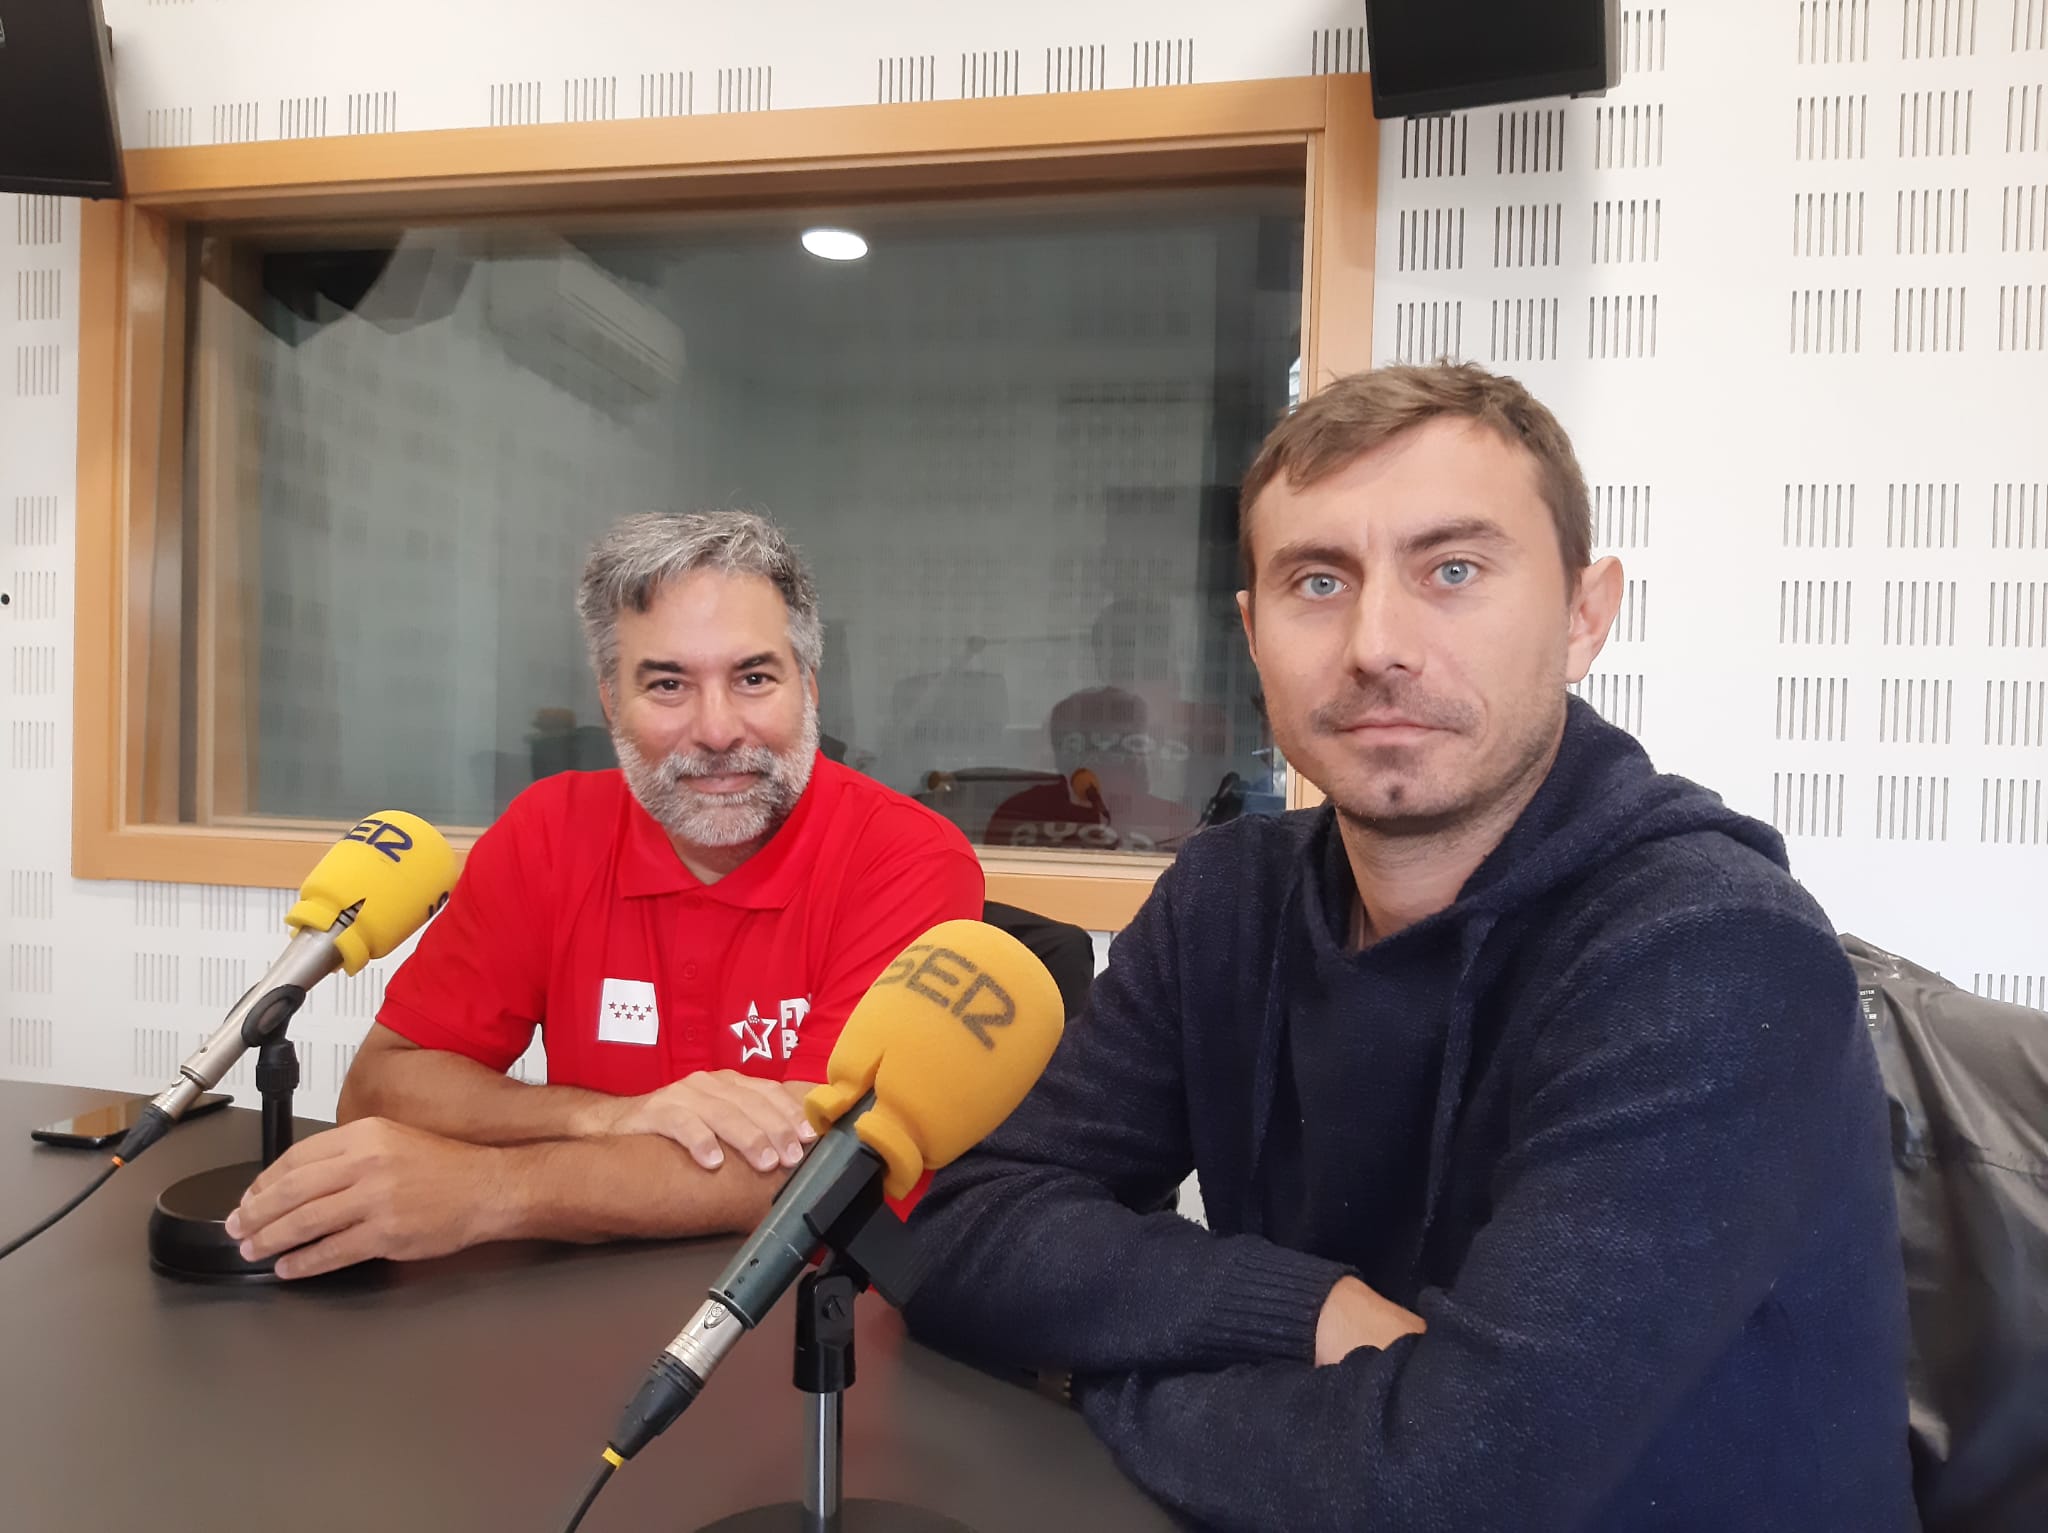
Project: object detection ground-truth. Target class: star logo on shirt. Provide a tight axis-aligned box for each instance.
[730,1001,775,1064]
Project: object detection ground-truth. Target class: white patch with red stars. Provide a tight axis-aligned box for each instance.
[597,977,660,1045]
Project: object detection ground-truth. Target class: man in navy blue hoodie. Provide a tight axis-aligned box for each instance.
[904,364,1916,1531]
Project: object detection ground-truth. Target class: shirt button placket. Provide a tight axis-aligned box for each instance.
[681,959,700,1047]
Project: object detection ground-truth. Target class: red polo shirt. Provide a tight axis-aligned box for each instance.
[378,757,986,1091]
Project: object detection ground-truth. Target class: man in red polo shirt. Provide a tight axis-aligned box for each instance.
[226,511,985,1280]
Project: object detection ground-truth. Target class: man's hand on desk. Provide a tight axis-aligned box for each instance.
[1314,1275,1428,1366]
[570,1070,818,1174]
[225,1076,826,1278]
[225,1118,510,1280]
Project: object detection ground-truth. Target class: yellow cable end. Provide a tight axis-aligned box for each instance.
[601,1447,624,1470]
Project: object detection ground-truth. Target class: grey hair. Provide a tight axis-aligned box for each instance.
[576,510,824,687]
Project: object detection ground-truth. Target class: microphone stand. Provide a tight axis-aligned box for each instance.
[798,1257,857,1532]
[697,1250,972,1533]
[255,1036,299,1165]
[146,1000,308,1283]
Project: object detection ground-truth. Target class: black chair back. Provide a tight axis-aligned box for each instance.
[981,902,1096,1021]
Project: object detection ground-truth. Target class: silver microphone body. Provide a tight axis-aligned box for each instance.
[660,1298,749,1385]
[147,919,350,1122]
[604,1097,888,1460]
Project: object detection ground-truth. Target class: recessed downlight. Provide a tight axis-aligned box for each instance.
[801,228,869,261]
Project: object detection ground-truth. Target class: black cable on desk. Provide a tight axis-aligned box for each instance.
[558,1452,619,1533]
[0,1157,123,1264]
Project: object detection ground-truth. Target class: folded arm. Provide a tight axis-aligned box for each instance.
[229,1113,792,1279]
[341,1023,818,1171]
[1041,915,1879,1530]
[338,1023,618,1142]
[248,1028,823,1280]
[906,863,1353,1378]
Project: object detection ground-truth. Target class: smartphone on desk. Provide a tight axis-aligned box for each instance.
[30,1093,233,1149]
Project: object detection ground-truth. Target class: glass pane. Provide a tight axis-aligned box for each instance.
[174,187,1303,858]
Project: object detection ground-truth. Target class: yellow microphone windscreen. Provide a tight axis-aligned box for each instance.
[286,812,457,974]
[806,919,1067,1200]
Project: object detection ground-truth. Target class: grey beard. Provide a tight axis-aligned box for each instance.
[614,699,820,850]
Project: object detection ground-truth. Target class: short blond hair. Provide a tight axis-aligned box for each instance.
[1239,363,1593,585]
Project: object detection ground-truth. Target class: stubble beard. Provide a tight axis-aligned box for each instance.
[1296,676,1562,844]
[614,697,822,850]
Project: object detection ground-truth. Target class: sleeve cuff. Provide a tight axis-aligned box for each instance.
[1202,1238,1350,1365]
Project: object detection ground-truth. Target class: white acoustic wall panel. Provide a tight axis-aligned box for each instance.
[4,2,2043,1124]
[4,190,84,1095]
[1373,0,2048,989]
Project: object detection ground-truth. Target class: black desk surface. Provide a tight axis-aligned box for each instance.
[0,1081,1173,1533]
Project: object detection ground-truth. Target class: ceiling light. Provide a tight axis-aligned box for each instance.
[801,228,869,262]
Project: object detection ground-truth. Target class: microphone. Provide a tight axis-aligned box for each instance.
[601,919,1066,1464]
[114,812,455,1166]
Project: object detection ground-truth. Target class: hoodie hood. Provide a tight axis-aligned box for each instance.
[1454,696,1786,920]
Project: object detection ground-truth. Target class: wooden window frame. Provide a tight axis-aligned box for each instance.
[74,76,1377,931]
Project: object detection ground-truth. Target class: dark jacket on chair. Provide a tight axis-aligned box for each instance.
[907,700,1917,1532]
[1849,935,2048,1533]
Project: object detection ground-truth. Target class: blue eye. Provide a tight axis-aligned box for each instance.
[1438,561,1476,587]
[1300,573,1344,599]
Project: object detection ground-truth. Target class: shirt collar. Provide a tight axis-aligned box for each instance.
[617,754,838,908]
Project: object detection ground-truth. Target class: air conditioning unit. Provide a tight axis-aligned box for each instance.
[483,239,684,410]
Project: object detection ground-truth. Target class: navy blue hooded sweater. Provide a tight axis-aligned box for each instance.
[905,699,1916,1532]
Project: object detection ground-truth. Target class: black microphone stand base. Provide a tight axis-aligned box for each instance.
[697,1501,973,1533]
[146,1160,279,1284]
[147,1034,301,1284]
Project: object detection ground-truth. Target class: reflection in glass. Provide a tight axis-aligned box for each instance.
[173,189,1304,858]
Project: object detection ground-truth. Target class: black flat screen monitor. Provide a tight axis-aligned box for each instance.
[1364,0,1619,120]
[0,0,126,198]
